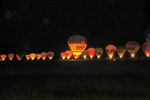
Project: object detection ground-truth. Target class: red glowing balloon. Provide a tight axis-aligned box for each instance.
[117,46,126,58]
[16,54,22,61]
[61,52,66,60]
[25,54,30,61]
[87,48,95,59]
[68,35,87,59]
[36,54,41,60]
[30,53,36,61]
[41,52,47,60]
[65,50,72,60]
[105,44,117,59]
[0,54,7,61]
[142,42,150,57]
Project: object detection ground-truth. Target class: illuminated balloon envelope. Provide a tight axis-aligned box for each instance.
[65,50,72,60]
[61,52,66,60]
[117,46,126,59]
[25,54,30,61]
[16,54,22,61]
[41,52,47,60]
[36,54,41,60]
[87,48,95,59]
[142,42,150,57]
[47,51,54,60]
[82,50,88,60]
[0,54,7,61]
[125,41,140,58]
[30,53,36,61]
[68,35,87,59]
[95,48,103,59]
[105,44,117,59]
[8,53,14,61]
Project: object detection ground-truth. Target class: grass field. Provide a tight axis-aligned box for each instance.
[0,60,150,100]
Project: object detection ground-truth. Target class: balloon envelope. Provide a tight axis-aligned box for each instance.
[41,52,47,60]
[16,54,22,61]
[105,44,117,59]
[47,51,54,60]
[25,54,30,60]
[87,48,95,59]
[30,53,36,60]
[0,54,7,61]
[8,53,14,61]
[61,52,66,60]
[36,54,41,60]
[82,50,88,60]
[68,35,87,59]
[95,48,103,59]
[65,50,72,60]
[142,42,150,57]
[117,46,126,58]
[125,41,140,58]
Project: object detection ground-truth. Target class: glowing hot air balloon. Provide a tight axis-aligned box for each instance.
[47,51,54,60]
[68,35,87,59]
[95,48,103,59]
[16,54,22,61]
[25,54,30,61]
[142,42,150,58]
[82,50,88,60]
[125,41,140,58]
[117,46,126,59]
[87,48,95,59]
[61,52,66,60]
[105,44,117,59]
[8,53,14,61]
[0,54,7,61]
[41,52,47,60]
[36,54,41,60]
[65,50,72,60]
[30,53,36,61]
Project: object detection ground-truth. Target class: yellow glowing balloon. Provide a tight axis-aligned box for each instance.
[82,50,88,60]
[87,48,95,59]
[41,52,47,60]
[125,41,140,58]
[65,50,73,60]
[47,51,54,60]
[117,46,126,59]
[95,48,103,59]
[68,35,87,59]
[0,54,7,61]
[25,54,30,61]
[30,53,36,61]
[36,54,41,60]
[105,44,117,59]
[8,53,14,61]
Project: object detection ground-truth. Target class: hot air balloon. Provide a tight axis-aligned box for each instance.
[142,42,150,57]
[65,50,72,60]
[68,35,87,59]
[105,44,117,59]
[8,53,14,61]
[41,52,47,60]
[0,54,7,61]
[82,50,88,60]
[25,54,30,61]
[36,54,41,60]
[125,41,140,58]
[47,51,54,60]
[61,52,66,60]
[117,46,126,59]
[16,54,22,61]
[95,48,103,59]
[87,48,95,59]
[30,53,36,61]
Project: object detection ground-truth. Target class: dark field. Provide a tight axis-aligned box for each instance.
[0,59,150,100]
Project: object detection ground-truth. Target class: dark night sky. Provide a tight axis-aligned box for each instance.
[1,0,146,53]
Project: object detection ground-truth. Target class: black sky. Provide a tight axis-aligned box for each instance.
[1,0,146,53]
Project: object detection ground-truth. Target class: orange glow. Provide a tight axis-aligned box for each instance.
[36,54,41,60]
[65,50,72,60]
[142,42,150,58]
[96,48,103,59]
[8,53,14,61]
[87,48,95,59]
[117,47,126,59]
[16,54,21,61]
[68,35,87,59]
[61,52,66,60]
[30,53,36,61]
[47,51,54,60]
[25,55,30,61]
[82,51,87,60]
[146,52,150,57]
[130,53,135,58]
[0,54,7,61]
[41,52,47,60]
[105,44,117,59]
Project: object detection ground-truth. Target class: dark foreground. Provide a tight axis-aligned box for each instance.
[0,59,150,100]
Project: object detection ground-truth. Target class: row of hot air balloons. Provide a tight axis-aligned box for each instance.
[0,51,54,61]
[60,35,150,60]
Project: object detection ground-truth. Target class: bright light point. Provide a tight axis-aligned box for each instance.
[89,55,93,59]
[83,55,87,60]
[131,53,135,58]
[97,55,101,59]
[146,53,150,57]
